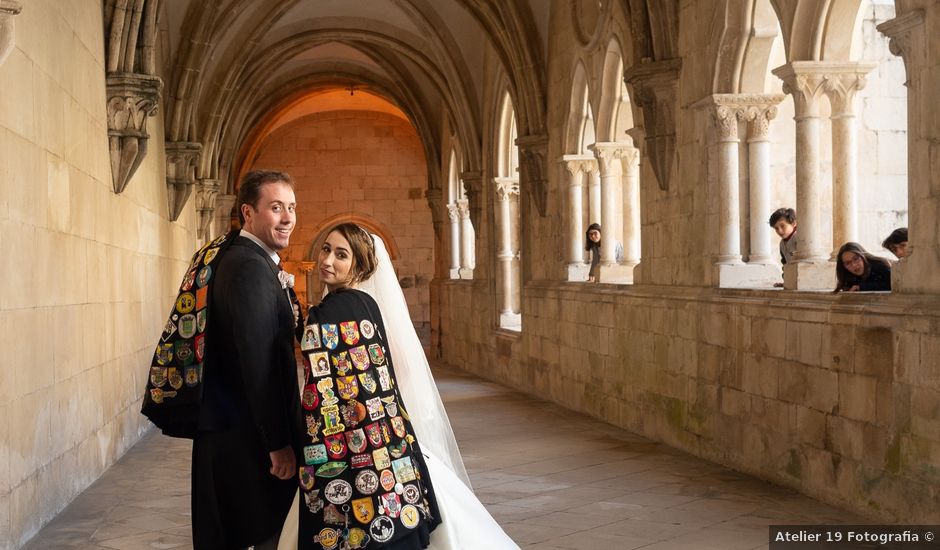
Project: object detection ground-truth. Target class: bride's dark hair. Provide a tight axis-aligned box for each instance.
[328,223,378,284]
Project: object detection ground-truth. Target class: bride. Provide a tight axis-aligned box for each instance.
[279,224,519,549]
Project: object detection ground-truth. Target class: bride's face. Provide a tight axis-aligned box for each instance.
[319,231,355,291]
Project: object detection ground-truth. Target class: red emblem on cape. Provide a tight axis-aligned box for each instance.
[340,321,359,345]
[325,434,348,459]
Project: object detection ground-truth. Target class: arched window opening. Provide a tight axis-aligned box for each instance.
[446,149,475,279]
[494,92,522,331]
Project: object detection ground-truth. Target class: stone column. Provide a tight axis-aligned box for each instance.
[560,155,591,281]
[587,166,601,227]
[744,102,782,264]
[495,178,520,327]
[695,94,785,287]
[773,63,835,290]
[165,141,202,222]
[590,143,627,265]
[621,146,641,268]
[447,203,460,279]
[457,199,474,278]
[824,65,876,260]
[879,10,933,294]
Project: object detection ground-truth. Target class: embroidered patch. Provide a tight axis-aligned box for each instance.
[369,516,395,543]
[400,504,420,529]
[324,434,347,460]
[309,351,330,377]
[379,469,396,492]
[358,372,378,394]
[360,320,375,340]
[322,324,339,349]
[349,345,370,371]
[331,351,352,375]
[324,479,353,505]
[355,469,379,495]
[345,428,368,453]
[352,496,375,524]
[340,321,360,345]
[378,492,402,518]
[392,457,416,483]
[304,444,328,465]
[301,324,321,351]
[315,461,348,478]
[376,366,392,391]
[367,343,386,365]
[372,447,391,470]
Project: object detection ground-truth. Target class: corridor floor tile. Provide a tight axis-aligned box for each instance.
[23,365,866,549]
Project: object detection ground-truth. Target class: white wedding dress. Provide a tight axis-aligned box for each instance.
[278,235,518,550]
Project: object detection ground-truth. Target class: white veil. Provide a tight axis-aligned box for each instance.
[358,234,472,488]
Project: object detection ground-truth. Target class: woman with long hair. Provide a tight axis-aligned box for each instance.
[834,242,892,292]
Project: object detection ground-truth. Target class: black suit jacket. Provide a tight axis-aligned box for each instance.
[192,236,300,549]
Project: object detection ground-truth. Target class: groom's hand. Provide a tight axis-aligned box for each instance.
[269,446,296,480]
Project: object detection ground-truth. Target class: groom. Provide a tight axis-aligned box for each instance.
[192,170,301,549]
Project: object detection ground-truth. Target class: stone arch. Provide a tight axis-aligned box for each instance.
[564,62,592,155]
[710,0,782,93]
[770,0,866,62]
[596,37,635,142]
[495,91,519,179]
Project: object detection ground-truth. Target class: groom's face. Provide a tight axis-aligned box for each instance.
[242,181,296,251]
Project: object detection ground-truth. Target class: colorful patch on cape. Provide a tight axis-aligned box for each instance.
[345,428,368,453]
[300,324,321,351]
[367,343,386,365]
[340,321,359,345]
[331,351,352,375]
[349,345,370,371]
[324,433,347,460]
[322,324,339,349]
[352,496,375,524]
[337,375,359,400]
[358,372,377,394]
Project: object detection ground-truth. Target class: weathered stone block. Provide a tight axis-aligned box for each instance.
[826,415,865,461]
[797,406,827,449]
[853,327,894,380]
[805,367,839,413]
[839,373,878,423]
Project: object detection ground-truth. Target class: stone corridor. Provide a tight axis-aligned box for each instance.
[22,365,866,550]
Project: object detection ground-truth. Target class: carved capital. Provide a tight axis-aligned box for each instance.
[624,59,681,191]
[459,171,483,229]
[195,179,221,240]
[589,142,632,174]
[620,146,640,172]
[165,141,202,222]
[559,154,594,179]
[455,199,470,221]
[425,187,446,228]
[773,62,874,118]
[0,0,22,68]
[694,94,785,142]
[878,10,926,86]
[298,261,317,275]
[447,203,460,223]
[106,73,163,194]
[494,177,520,201]
[516,134,550,216]
[822,64,877,116]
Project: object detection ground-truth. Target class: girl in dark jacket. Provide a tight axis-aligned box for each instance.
[834,242,892,292]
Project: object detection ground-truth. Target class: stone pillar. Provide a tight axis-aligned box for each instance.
[495,178,521,328]
[590,143,627,265]
[447,203,460,279]
[457,199,474,278]
[0,1,22,67]
[695,94,786,287]
[744,100,783,264]
[621,147,641,268]
[214,193,236,237]
[587,166,601,227]
[560,155,591,281]
[879,10,934,294]
[773,63,835,290]
[824,65,876,260]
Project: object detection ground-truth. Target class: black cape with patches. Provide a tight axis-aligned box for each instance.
[296,288,441,550]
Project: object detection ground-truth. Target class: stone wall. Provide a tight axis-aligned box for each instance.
[251,110,434,344]
[436,281,940,522]
[0,3,197,548]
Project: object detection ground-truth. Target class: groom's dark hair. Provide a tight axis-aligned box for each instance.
[236,170,294,225]
[328,223,378,284]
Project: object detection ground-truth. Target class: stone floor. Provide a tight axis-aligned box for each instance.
[22,365,866,550]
